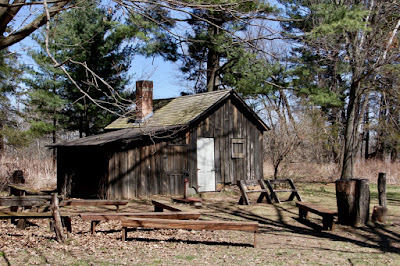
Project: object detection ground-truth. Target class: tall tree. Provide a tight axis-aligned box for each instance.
[0,50,27,156]
[180,1,276,92]
[279,0,400,179]
[27,2,133,137]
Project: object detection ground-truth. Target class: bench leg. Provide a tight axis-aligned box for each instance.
[91,221,100,234]
[16,219,27,229]
[299,208,308,220]
[322,216,335,230]
[253,231,257,248]
[122,227,127,241]
[238,196,244,205]
[257,192,272,204]
[154,206,163,212]
[62,217,72,238]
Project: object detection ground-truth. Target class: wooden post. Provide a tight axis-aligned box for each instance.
[51,193,65,243]
[372,173,388,224]
[183,178,189,199]
[378,172,387,208]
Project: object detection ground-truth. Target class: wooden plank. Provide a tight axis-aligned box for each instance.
[127,149,134,198]
[296,202,337,216]
[268,179,291,184]
[60,199,128,207]
[8,184,47,196]
[139,146,146,196]
[0,211,70,218]
[0,196,60,207]
[79,212,201,221]
[151,200,182,212]
[115,152,121,199]
[134,147,140,197]
[122,217,258,232]
[296,202,336,230]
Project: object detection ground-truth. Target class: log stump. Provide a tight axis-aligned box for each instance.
[335,179,370,227]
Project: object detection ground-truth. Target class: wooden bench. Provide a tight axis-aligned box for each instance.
[0,195,65,228]
[151,200,183,212]
[237,180,272,205]
[80,212,201,234]
[121,217,259,247]
[296,202,336,230]
[0,195,63,208]
[264,179,302,203]
[60,199,128,211]
[8,184,56,196]
[0,211,72,234]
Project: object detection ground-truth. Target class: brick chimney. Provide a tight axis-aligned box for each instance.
[136,80,153,121]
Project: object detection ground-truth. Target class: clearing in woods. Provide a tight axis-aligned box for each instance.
[0,183,399,265]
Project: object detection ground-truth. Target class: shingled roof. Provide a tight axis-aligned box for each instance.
[52,90,268,147]
[105,90,231,129]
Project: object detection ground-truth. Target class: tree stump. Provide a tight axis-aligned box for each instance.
[335,179,370,227]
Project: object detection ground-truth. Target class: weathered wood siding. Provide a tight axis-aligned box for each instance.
[57,96,264,199]
[187,97,263,190]
[105,138,187,199]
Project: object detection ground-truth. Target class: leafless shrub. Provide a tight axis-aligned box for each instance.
[0,138,56,190]
[263,159,399,185]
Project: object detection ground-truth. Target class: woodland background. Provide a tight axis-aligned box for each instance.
[1,0,399,190]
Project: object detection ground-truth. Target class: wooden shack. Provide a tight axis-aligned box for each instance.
[53,82,269,199]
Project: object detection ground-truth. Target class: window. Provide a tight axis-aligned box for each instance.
[232,138,246,158]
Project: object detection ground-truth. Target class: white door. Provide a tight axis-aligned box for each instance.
[197,138,216,192]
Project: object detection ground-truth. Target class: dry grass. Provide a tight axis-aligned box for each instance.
[0,144,56,191]
[264,159,400,185]
[0,183,399,265]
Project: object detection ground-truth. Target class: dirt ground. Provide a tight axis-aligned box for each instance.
[1,183,399,265]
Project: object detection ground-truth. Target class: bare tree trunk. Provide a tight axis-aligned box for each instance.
[206,24,220,92]
[341,82,361,179]
[0,124,3,160]
[52,86,57,166]
[364,105,370,159]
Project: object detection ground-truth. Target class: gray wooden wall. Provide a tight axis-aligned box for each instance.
[57,97,264,199]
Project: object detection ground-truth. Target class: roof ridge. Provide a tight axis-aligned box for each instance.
[173,89,230,99]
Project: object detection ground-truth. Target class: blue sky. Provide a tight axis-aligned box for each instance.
[8,0,282,101]
[129,55,185,99]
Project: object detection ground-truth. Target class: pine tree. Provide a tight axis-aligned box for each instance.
[26,2,133,137]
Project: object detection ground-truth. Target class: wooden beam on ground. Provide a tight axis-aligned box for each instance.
[79,212,200,221]
[121,217,258,247]
[0,211,69,218]
[80,212,201,234]
[60,199,128,211]
[151,200,183,212]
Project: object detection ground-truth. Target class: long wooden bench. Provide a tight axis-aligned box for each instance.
[0,211,72,233]
[121,217,259,247]
[0,195,63,208]
[296,202,336,230]
[0,195,65,229]
[60,199,128,211]
[80,212,201,234]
